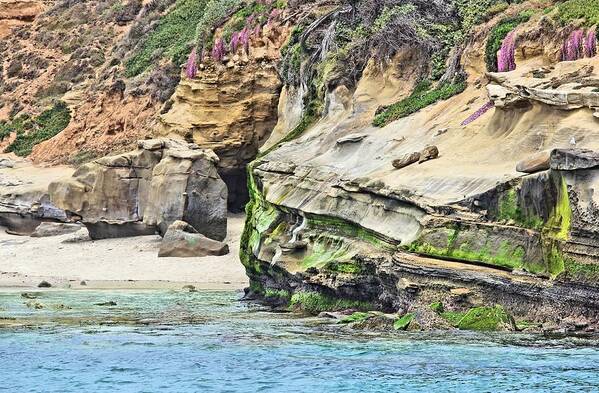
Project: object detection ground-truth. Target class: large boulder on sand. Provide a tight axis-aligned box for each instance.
[143,149,227,240]
[49,139,228,240]
[158,220,229,258]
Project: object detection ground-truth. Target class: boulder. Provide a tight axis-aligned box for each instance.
[419,145,439,163]
[31,222,83,237]
[550,148,599,171]
[392,152,420,170]
[143,148,227,241]
[0,158,15,168]
[158,221,229,258]
[49,139,228,240]
[336,134,367,145]
[516,151,551,173]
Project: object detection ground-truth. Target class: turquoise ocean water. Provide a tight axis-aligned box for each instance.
[1,290,598,392]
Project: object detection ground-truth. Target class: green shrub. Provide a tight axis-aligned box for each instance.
[195,0,241,50]
[125,0,208,77]
[6,102,71,157]
[454,0,506,31]
[373,79,466,127]
[556,0,599,26]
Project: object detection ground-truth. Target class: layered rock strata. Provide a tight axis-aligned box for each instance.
[241,55,599,332]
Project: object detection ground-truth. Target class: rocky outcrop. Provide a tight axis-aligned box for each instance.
[157,20,289,211]
[241,38,599,330]
[30,222,82,237]
[49,139,227,240]
[158,220,229,258]
[0,158,71,234]
[158,62,282,211]
[0,0,45,39]
[142,146,228,239]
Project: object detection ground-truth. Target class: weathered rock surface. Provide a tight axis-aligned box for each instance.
[143,148,227,240]
[49,139,227,240]
[242,50,599,331]
[392,152,420,169]
[516,151,550,173]
[31,222,82,237]
[158,63,281,211]
[0,160,71,234]
[158,220,229,258]
[157,22,289,211]
[550,148,599,171]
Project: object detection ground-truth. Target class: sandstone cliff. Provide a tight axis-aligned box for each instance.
[240,0,599,332]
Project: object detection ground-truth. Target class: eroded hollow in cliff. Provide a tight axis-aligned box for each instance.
[157,60,284,212]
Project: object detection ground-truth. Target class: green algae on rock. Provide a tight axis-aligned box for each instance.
[393,313,415,331]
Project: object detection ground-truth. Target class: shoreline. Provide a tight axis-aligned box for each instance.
[0,214,249,291]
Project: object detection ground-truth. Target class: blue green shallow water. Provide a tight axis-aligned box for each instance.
[1,290,599,392]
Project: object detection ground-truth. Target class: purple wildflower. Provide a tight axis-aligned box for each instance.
[211,38,226,62]
[185,47,197,79]
[230,31,240,53]
[561,29,584,61]
[584,29,597,58]
[267,8,281,25]
[497,31,516,72]
[253,24,261,37]
[240,27,250,54]
[461,101,494,126]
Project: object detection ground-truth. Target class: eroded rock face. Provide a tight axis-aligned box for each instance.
[143,149,227,240]
[158,220,229,258]
[0,159,71,234]
[30,222,82,237]
[241,49,599,331]
[49,139,227,240]
[158,62,282,211]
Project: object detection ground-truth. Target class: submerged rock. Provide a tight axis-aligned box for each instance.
[37,281,52,288]
[158,221,229,258]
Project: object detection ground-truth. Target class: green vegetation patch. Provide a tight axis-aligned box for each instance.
[373,79,466,127]
[301,237,352,269]
[440,310,467,326]
[393,313,415,330]
[455,306,513,331]
[4,102,71,157]
[406,227,526,271]
[125,0,208,77]
[545,177,571,242]
[485,12,533,72]
[497,188,543,230]
[264,288,290,300]
[429,302,444,313]
[324,261,363,275]
[339,312,372,324]
[289,291,371,315]
[306,214,397,250]
[556,0,599,26]
[437,305,512,331]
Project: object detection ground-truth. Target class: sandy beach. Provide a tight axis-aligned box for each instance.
[0,214,249,291]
